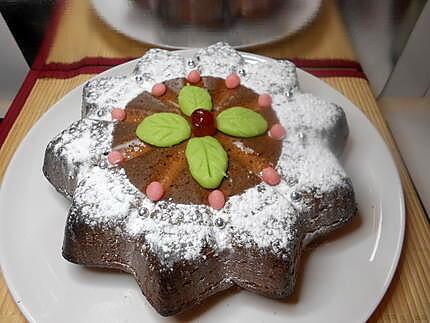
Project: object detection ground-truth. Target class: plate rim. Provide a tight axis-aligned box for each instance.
[0,51,405,323]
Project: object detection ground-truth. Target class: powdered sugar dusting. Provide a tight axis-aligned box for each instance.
[45,43,355,267]
[83,50,187,122]
[49,119,113,176]
[274,92,345,137]
[219,183,299,249]
[112,138,145,151]
[134,49,186,83]
[232,140,255,154]
[194,42,245,77]
[72,167,137,226]
[127,203,212,262]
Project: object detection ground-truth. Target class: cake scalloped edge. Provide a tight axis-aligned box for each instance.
[43,42,357,316]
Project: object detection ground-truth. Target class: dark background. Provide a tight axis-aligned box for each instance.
[0,0,55,65]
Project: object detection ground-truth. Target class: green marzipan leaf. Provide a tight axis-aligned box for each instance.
[136,112,191,147]
[178,85,212,116]
[185,136,228,189]
[216,106,268,138]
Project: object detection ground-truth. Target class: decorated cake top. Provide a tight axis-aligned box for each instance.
[44,43,355,267]
[134,81,270,189]
[108,74,283,208]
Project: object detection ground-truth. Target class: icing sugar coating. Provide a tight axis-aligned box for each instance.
[43,119,113,198]
[44,42,355,268]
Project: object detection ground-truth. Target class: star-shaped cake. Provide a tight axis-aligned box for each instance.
[43,43,356,316]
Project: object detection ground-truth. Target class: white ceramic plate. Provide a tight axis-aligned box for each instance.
[0,52,404,323]
[91,0,321,49]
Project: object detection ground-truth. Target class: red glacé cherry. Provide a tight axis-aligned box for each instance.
[191,109,216,137]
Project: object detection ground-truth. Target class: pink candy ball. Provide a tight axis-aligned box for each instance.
[111,108,126,121]
[208,190,225,209]
[146,181,164,201]
[269,123,286,140]
[107,150,124,165]
[258,94,272,108]
[261,167,281,186]
[225,73,240,89]
[187,70,201,83]
[151,83,167,97]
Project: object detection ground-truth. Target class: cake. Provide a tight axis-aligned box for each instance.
[43,43,357,316]
[135,0,282,26]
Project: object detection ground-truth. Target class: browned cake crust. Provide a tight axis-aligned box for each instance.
[43,44,357,317]
[63,184,354,316]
